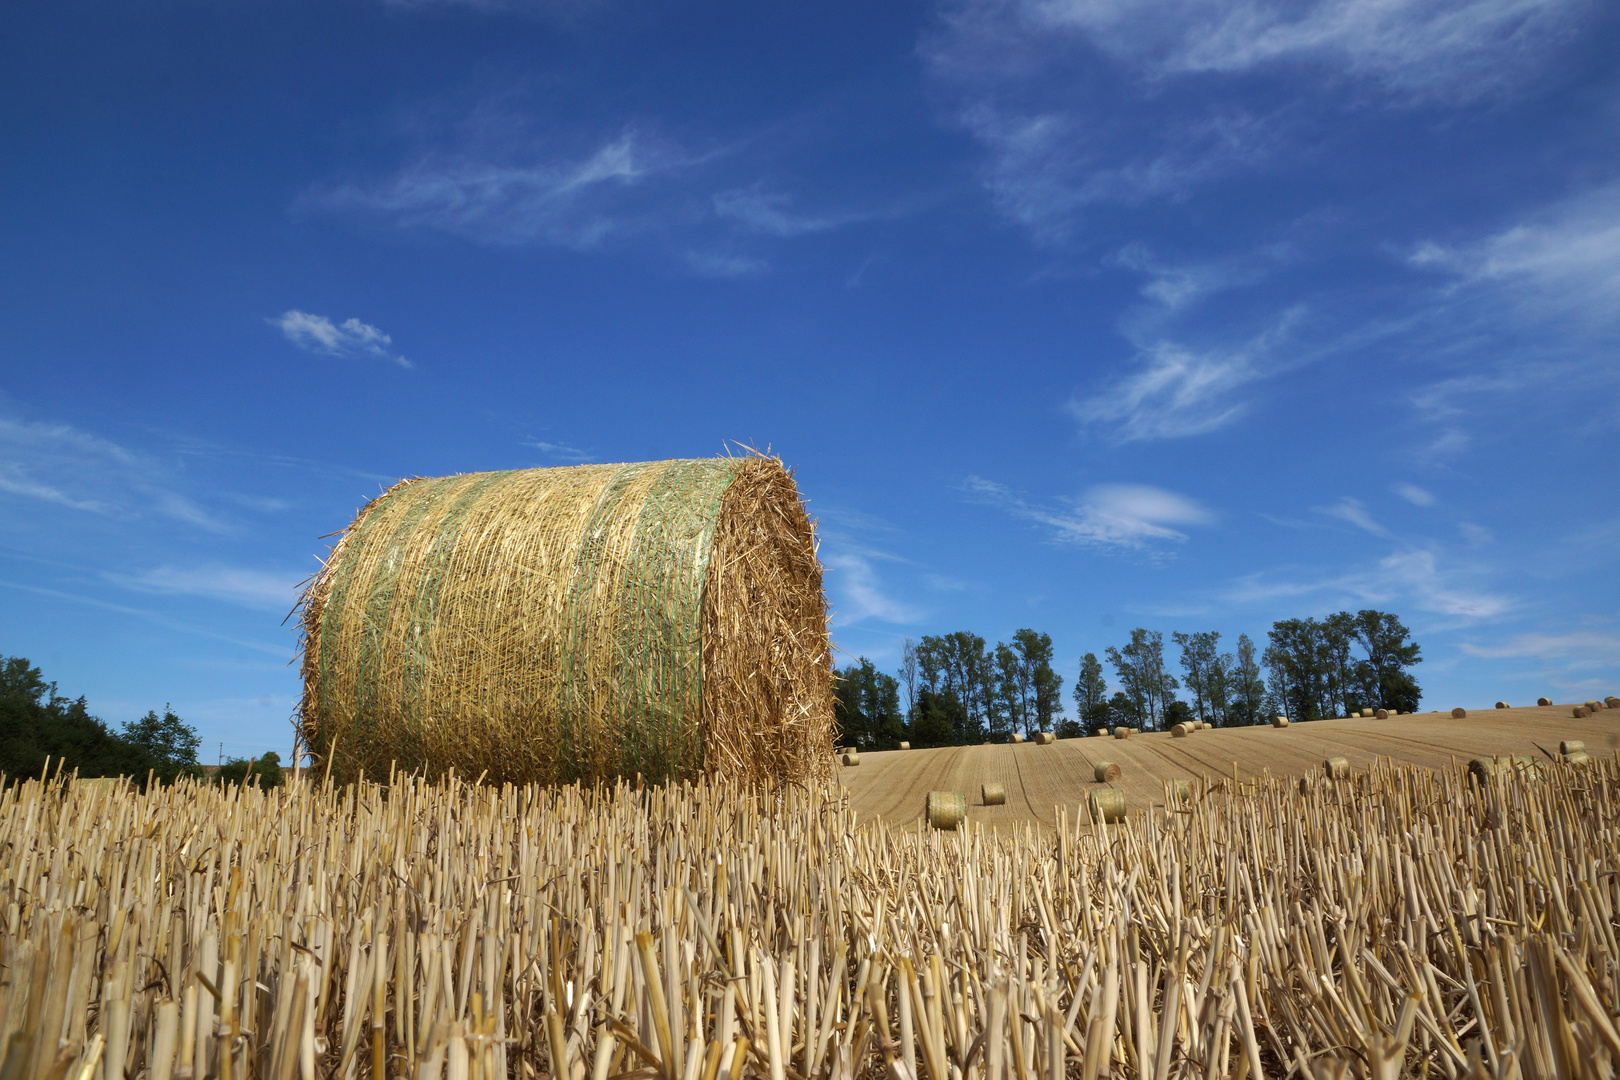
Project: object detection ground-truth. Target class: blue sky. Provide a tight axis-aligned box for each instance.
[2,0,1616,760]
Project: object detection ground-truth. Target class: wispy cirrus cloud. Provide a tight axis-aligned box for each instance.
[1460,631,1620,665]
[1224,546,1511,618]
[523,439,594,462]
[1393,482,1435,506]
[273,311,412,369]
[0,414,234,534]
[967,477,1213,550]
[1316,497,1391,538]
[104,565,305,612]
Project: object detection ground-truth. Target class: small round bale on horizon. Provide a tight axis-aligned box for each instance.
[1272,715,1290,728]
[1010,733,1026,744]
[1113,726,1133,739]
[1094,761,1122,782]
[1171,723,1189,738]
[1495,701,1509,709]
[1375,708,1389,719]
[1606,696,1620,708]
[1094,728,1108,738]
[898,741,910,751]
[1538,696,1553,706]
[1585,700,1604,712]
[1575,706,1589,718]
[841,751,860,767]
[1451,707,1467,719]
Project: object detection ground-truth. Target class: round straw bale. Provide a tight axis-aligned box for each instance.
[898,741,910,751]
[1039,731,1056,744]
[1468,757,1498,785]
[1606,696,1620,708]
[1010,733,1026,744]
[1358,708,1372,717]
[1575,706,1589,718]
[1495,701,1509,709]
[1171,723,1189,738]
[1537,697,1552,706]
[841,752,859,767]
[1563,750,1591,766]
[1094,761,1121,783]
[927,791,966,830]
[1560,739,1585,756]
[296,456,834,787]
[1094,728,1108,738]
[1113,726,1133,739]
[1272,715,1290,728]
[1324,756,1351,780]
[1088,789,1126,824]
[981,781,1006,806]
[1375,708,1388,719]
[1585,700,1604,712]
[1451,707,1467,719]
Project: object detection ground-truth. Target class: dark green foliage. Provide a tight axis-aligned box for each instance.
[0,655,201,784]
[215,752,284,790]
[1105,629,1179,731]
[1172,631,1221,726]
[834,658,905,751]
[910,688,966,748]
[1164,700,1194,727]
[1071,653,1110,727]
[1263,610,1422,721]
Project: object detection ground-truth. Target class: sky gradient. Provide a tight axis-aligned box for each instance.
[2,0,1617,761]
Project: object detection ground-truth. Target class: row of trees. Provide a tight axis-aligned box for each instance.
[0,655,282,787]
[835,610,1422,749]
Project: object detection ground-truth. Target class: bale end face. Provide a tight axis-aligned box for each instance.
[1088,789,1126,824]
[1537,696,1553,706]
[840,752,859,767]
[927,791,966,830]
[1495,701,1509,709]
[1451,707,1467,719]
[1324,756,1351,780]
[1094,761,1121,783]
[1093,728,1109,738]
[1375,708,1389,719]
[1035,731,1055,745]
[981,781,1006,806]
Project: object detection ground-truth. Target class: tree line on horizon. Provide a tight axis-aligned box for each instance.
[834,609,1423,750]
[0,655,282,787]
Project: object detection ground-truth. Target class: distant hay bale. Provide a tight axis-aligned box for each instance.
[1606,696,1620,709]
[1360,708,1374,717]
[898,741,910,751]
[1272,715,1290,728]
[1563,750,1591,766]
[1039,731,1056,744]
[1093,728,1108,738]
[1560,739,1584,756]
[1113,726,1133,739]
[1375,708,1389,719]
[296,456,834,787]
[1575,707,1589,718]
[1468,757,1498,785]
[1171,723,1189,738]
[1094,761,1121,783]
[927,791,966,830]
[1088,789,1126,824]
[1495,701,1509,709]
[841,751,859,767]
[1324,756,1351,781]
[1451,707,1467,719]
[1585,700,1604,713]
[1538,697,1553,706]
[1010,733,1026,744]
[981,781,1006,806]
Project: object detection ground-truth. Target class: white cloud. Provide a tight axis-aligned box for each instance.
[1408,183,1620,332]
[305,132,680,251]
[1393,482,1435,506]
[0,415,233,533]
[1069,309,1300,441]
[711,185,859,238]
[1458,521,1492,546]
[273,311,412,369]
[822,551,924,625]
[523,439,594,462]
[1224,546,1510,618]
[1317,497,1391,538]
[968,476,1213,549]
[1459,631,1620,665]
[107,565,305,612]
[1023,0,1585,96]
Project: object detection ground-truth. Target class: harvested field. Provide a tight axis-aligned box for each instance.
[5,750,1620,1080]
[838,702,1620,827]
